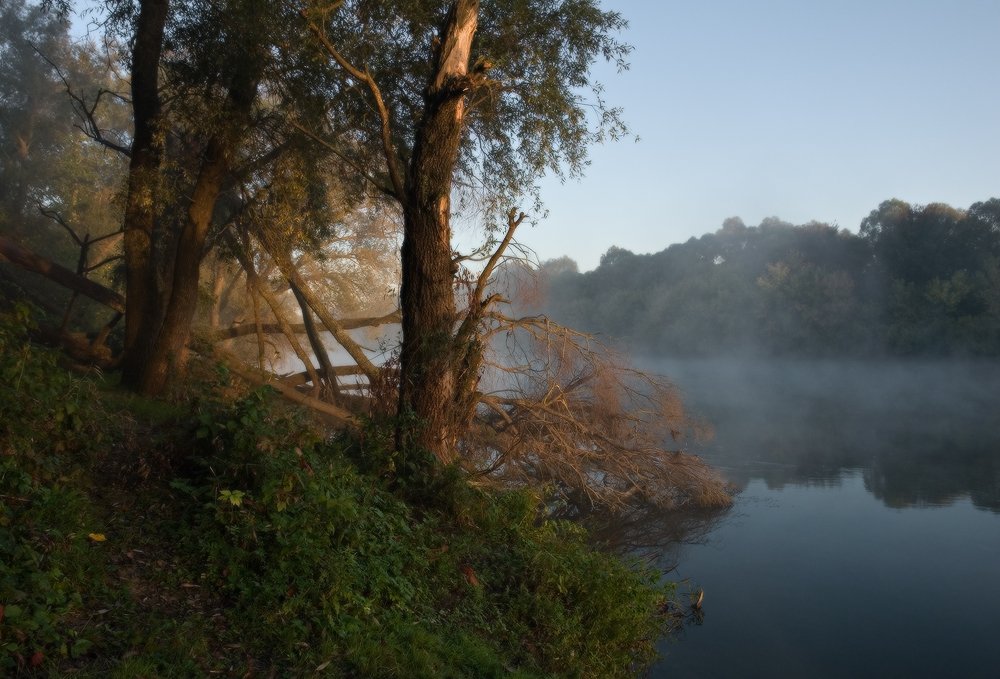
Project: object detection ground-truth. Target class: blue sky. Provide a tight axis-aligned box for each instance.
[70,1,998,273]
[476,0,1000,271]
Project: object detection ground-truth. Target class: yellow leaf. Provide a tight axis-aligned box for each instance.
[88,533,107,542]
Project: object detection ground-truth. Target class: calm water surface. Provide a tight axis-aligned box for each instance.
[640,359,1000,678]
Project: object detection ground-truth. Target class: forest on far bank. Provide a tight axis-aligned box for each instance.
[540,198,1000,357]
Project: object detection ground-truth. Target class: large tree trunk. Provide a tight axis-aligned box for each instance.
[137,137,229,393]
[126,55,259,394]
[120,0,170,389]
[396,0,479,463]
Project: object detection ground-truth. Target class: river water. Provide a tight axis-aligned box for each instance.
[639,358,1000,678]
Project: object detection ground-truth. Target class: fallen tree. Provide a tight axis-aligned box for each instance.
[468,319,731,512]
[210,311,400,341]
[0,235,124,313]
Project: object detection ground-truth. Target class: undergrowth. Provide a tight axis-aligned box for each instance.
[0,305,674,677]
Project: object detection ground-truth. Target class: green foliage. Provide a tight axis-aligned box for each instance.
[0,471,101,672]
[307,0,631,221]
[428,493,670,677]
[0,309,674,675]
[545,198,1000,357]
[0,304,99,478]
[0,305,106,672]
[171,390,670,676]
[0,0,127,274]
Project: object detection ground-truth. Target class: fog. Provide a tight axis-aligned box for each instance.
[639,357,1000,678]
[636,357,1000,513]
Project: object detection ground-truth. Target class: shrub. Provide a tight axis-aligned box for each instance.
[174,389,671,676]
[0,312,676,676]
[0,305,106,672]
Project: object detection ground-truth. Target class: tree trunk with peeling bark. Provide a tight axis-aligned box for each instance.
[396,0,480,463]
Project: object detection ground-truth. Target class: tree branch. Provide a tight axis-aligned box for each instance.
[32,46,132,158]
[211,310,400,341]
[85,254,123,273]
[289,119,397,198]
[38,206,83,246]
[224,230,324,392]
[302,15,406,199]
[221,352,358,428]
[0,235,125,313]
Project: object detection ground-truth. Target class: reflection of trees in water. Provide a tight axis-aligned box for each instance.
[660,360,1000,514]
[702,406,1000,513]
[573,501,735,566]
[863,432,1000,513]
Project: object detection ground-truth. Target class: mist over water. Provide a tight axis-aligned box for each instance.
[642,357,1000,511]
[632,357,1000,677]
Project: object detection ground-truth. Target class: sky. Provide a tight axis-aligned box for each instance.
[460,0,1000,271]
[69,1,1000,273]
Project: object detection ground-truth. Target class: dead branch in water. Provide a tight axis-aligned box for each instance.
[464,318,732,512]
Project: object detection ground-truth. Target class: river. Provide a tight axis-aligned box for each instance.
[638,358,1000,678]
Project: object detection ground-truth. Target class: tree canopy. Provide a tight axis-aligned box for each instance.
[0,0,733,517]
[543,198,1000,357]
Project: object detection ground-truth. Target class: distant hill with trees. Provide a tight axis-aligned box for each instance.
[541,198,1000,357]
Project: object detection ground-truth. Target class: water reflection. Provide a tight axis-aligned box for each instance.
[652,474,1000,679]
[580,503,730,566]
[643,358,1000,513]
[632,358,1000,678]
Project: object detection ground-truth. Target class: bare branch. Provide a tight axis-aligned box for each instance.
[32,45,132,158]
[223,352,358,428]
[224,230,324,392]
[85,254,124,273]
[38,206,83,246]
[256,232,382,381]
[212,310,400,341]
[454,208,524,348]
[461,314,732,514]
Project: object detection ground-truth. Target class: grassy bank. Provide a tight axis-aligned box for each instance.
[0,306,674,677]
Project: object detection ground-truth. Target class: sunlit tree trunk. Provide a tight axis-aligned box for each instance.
[124,32,259,394]
[396,0,479,463]
[291,281,340,399]
[137,137,230,393]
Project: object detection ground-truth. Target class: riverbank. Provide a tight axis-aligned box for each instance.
[0,307,674,677]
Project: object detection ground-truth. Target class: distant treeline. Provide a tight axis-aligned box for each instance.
[541,198,1000,357]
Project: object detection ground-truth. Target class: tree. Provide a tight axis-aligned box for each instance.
[0,0,128,337]
[107,0,351,393]
[0,0,403,400]
[540,256,579,277]
[116,0,298,393]
[0,1,734,515]
[756,254,859,353]
[860,198,1000,353]
[0,0,71,224]
[302,0,631,463]
[116,0,170,389]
